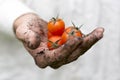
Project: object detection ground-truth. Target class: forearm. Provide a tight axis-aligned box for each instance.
[0,0,35,36]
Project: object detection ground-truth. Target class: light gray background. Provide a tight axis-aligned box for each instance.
[0,0,120,80]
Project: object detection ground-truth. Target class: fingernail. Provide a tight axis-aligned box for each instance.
[95,27,104,39]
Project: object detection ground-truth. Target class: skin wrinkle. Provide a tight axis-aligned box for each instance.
[49,38,83,68]
[34,37,82,68]
[66,28,104,63]
[13,13,104,69]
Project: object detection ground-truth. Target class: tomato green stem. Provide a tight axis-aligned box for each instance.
[71,21,84,30]
[48,39,60,49]
[51,17,56,24]
[71,21,76,28]
[78,24,84,30]
[56,14,59,20]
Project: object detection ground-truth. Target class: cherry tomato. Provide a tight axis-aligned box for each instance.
[47,36,62,50]
[47,31,53,38]
[61,26,82,44]
[48,18,65,36]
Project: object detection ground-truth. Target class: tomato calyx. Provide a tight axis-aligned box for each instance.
[48,39,61,50]
[71,21,83,30]
[51,17,57,24]
[50,15,60,24]
[65,30,79,39]
[48,39,60,47]
[68,30,75,36]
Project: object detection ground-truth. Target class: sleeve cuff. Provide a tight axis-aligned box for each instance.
[0,0,35,36]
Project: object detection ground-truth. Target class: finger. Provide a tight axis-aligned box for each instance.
[24,35,83,69]
[16,25,41,49]
[23,37,83,68]
[66,27,104,63]
[50,27,104,68]
[45,37,83,67]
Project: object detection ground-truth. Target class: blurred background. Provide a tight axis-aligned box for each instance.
[0,0,120,80]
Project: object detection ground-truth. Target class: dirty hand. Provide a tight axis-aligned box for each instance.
[13,13,104,69]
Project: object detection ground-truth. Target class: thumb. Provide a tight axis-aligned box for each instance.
[16,25,41,49]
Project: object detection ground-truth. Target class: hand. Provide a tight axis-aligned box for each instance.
[13,13,104,69]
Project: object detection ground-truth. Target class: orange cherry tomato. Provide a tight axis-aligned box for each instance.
[47,36,62,50]
[61,27,82,44]
[48,18,65,36]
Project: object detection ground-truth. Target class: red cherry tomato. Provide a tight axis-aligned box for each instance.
[47,31,53,38]
[48,18,65,36]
